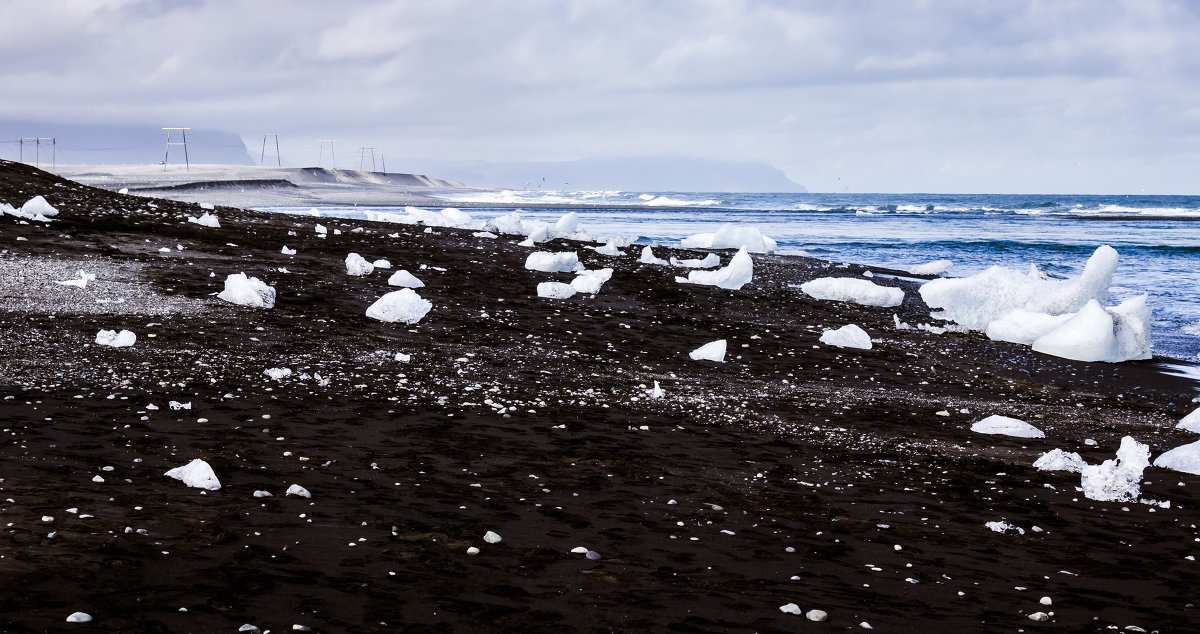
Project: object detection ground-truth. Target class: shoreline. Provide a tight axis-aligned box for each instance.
[3,159,1200,631]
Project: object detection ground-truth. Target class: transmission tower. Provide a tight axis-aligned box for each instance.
[317,139,336,169]
[18,137,55,169]
[162,128,190,171]
[358,147,379,172]
[260,133,281,166]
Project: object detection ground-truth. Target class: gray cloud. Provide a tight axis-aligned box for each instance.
[1,0,1197,192]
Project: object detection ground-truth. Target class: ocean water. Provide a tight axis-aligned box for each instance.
[270,191,1200,361]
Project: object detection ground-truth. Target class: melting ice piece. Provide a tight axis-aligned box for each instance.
[819,324,872,349]
[55,270,96,288]
[1177,407,1200,433]
[1033,448,1086,473]
[483,530,502,544]
[263,368,292,380]
[591,238,625,257]
[345,253,374,276]
[387,270,425,288]
[164,459,221,490]
[670,253,720,269]
[366,289,432,324]
[680,224,777,253]
[21,195,59,218]
[571,268,613,295]
[639,246,669,266]
[800,278,904,307]
[1153,439,1200,475]
[689,339,727,363]
[1030,297,1151,363]
[970,415,1045,439]
[537,282,577,299]
[187,212,220,228]
[281,246,297,255]
[907,259,953,276]
[1080,436,1150,502]
[218,273,276,308]
[677,248,752,290]
[372,259,392,269]
[286,484,311,498]
[95,329,136,348]
[525,251,579,273]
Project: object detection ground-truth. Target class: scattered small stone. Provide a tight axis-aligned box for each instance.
[65,612,92,623]
[806,609,828,622]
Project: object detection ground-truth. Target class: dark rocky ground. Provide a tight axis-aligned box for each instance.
[2,158,1199,633]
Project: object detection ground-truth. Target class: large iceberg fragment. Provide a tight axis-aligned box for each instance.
[366,289,432,324]
[680,224,777,253]
[970,415,1045,439]
[800,278,904,307]
[1030,298,1151,363]
[217,273,276,308]
[1080,436,1150,502]
[676,248,753,290]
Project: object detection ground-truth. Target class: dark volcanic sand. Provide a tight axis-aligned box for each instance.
[2,159,1199,633]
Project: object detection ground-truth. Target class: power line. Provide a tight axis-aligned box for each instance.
[162,128,190,171]
[260,133,281,167]
[317,139,336,169]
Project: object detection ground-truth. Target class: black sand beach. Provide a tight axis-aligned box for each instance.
[2,159,1199,633]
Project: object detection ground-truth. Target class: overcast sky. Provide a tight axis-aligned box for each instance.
[2,0,1198,193]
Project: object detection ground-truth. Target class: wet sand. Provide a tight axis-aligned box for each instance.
[2,159,1199,632]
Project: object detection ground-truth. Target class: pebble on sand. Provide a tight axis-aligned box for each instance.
[286,484,311,498]
[483,530,502,544]
[778,603,802,615]
[1028,612,1050,621]
[66,612,92,623]
[806,609,828,622]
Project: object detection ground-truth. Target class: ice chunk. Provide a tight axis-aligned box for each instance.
[639,246,669,266]
[908,259,953,276]
[670,253,720,269]
[1033,448,1086,473]
[648,381,665,399]
[286,484,311,498]
[164,458,221,490]
[1080,436,1150,502]
[345,252,374,276]
[591,238,625,256]
[372,259,392,269]
[779,603,802,615]
[21,195,58,218]
[366,289,432,324]
[689,339,727,362]
[800,278,904,307]
[263,368,292,380]
[65,612,92,623]
[986,310,1073,345]
[1153,439,1200,475]
[970,414,1045,439]
[441,207,472,226]
[387,270,425,288]
[473,231,498,239]
[555,212,580,234]
[281,246,297,255]
[677,248,752,290]
[56,270,96,288]
[525,251,579,273]
[315,223,328,234]
[919,246,1118,331]
[680,224,777,253]
[187,212,221,228]
[483,530,502,543]
[571,268,613,295]
[537,282,577,299]
[95,329,136,348]
[217,273,276,308]
[1177,407,1200,433]
[1030,297,1151,363]
[819,324,872,349]
[985,520,1024,535]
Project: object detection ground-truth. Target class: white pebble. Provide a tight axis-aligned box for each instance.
[778,603,802,615]
[483,530,502,544]
[571,546,589,554]
[253,490,272,498]
[806,609,828,622]
[285,484,311,498]
[1040,596,1052,606]
[66,612,92,623]
[466,547,480,555]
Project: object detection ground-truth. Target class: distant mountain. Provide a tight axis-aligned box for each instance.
[403,156,806,193]
[0,120,255,166]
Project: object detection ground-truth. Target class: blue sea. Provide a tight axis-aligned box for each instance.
[270,191,1200,362]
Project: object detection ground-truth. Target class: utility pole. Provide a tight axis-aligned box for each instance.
[260,133,281,166]
[162,128,190,171]
[18,137,55,169]
[317,140,336,169]
[358,147,378,171]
